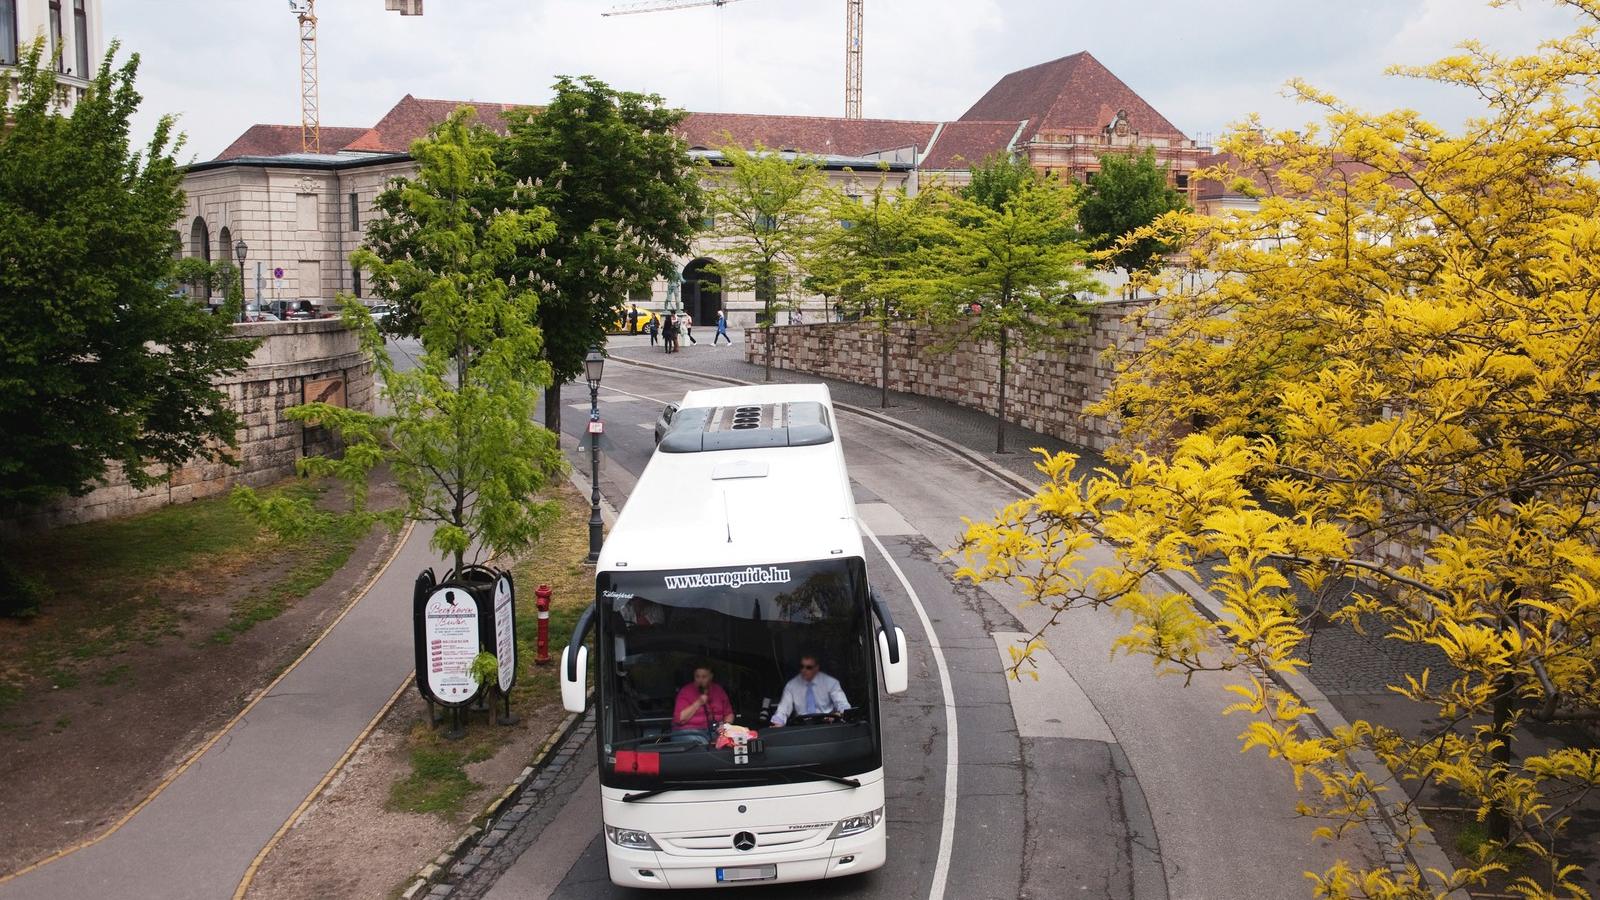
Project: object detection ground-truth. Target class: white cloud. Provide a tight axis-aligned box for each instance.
[104,0,1591,160]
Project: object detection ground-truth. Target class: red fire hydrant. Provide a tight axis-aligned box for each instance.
[535,584,553,666]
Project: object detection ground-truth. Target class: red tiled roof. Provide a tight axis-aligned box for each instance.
[676,112,939,157]
[921,120,1025,170]
[1193,151,1414,202]
[960,51,1186,143]
[214,124,371,160]
[341,95,535,153]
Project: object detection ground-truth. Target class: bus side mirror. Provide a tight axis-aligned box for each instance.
[877,626,908,694]
[560,645,589,712]
[560,601,597,713]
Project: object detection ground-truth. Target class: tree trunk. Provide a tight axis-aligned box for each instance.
[764,299,774,382]
[996,325,1009,454]
[1488,671,1515,841]
[544,383,562,434]
[879,310,889,409]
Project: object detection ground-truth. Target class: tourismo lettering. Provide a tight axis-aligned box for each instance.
[663,566,792,590]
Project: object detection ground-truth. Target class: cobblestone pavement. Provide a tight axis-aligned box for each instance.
[607,334,1446,703]
[437,715,598,899]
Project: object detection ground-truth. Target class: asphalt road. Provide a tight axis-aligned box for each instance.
[391,343,1379,899]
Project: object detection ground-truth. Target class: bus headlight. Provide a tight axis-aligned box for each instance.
[828,807,884,839]
[605,825,661,851]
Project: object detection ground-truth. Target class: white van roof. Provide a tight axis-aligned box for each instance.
[595,383,861,573]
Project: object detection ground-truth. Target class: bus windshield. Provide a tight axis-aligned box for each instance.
[596,558,880,789]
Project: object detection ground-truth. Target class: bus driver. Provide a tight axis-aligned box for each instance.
[770,654,851,726]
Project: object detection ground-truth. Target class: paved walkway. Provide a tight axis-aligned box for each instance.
[0,522,447,900]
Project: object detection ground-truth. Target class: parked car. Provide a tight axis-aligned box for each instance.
[653,402,679,445]
[266,300,317,320]
[368,304,392,325]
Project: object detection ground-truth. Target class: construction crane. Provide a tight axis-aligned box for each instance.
[288,1,425,154]
[603,0,865,119]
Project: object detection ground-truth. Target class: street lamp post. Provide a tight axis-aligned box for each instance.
[233,239,248,322]
[585,346,606,564]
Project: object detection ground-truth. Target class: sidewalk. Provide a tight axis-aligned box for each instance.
[0,522,446,900]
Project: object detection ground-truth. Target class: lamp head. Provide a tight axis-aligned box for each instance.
[584,346,605,387]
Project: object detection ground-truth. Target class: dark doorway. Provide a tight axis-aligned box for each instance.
[681,257,721,325]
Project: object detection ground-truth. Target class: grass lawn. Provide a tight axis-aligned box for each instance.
[387,483,594,819]
[0,479,375,710]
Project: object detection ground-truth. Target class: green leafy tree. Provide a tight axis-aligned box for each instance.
[237,109,565,571]
[909,160,1101,452]
[702,142,831,381]
[808,177,939,407]
[0,40,255,507]
[1077,147,1188,285]
[495,76,702,432]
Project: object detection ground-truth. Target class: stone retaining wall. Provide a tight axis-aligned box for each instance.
[745,299,1155,452]
[7,319,374,531]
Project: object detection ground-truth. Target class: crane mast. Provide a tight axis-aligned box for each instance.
[603,0,863,118]
[290,1,425,155]
[844,0,862,119]
[291,1,320,153]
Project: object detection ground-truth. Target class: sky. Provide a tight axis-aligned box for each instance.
[104,0,1587,161]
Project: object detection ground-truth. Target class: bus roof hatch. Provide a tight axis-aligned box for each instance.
[658,401,834,453]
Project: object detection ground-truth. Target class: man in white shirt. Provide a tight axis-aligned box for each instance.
[770,654,851,726]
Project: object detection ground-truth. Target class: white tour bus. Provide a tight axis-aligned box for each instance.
[560,382,908,890]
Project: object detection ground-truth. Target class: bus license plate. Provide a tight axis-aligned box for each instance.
[717,865,777,883]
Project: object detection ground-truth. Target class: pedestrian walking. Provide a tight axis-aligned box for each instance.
[628,305,641,334]
[663,313,678,353]
[646,315,658,346]
[682,312,696,345]
[713,311,731,346]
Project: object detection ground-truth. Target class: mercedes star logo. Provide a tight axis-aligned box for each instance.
[733,831,757,852]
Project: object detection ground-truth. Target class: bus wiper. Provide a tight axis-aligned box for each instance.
[623,778,767,803]
[715,765,861,789]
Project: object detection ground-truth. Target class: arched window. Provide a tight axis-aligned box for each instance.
[1,0,19,67]
[190,217,211,301]
[73,0,88,78]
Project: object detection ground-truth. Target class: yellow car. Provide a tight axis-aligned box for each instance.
[613,308,659,334]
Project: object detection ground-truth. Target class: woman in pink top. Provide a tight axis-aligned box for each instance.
[673,664,734,732]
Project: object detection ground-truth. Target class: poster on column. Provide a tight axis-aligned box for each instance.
[492,573,516,694]
[422,586,482,705]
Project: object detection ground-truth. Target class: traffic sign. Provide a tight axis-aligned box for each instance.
[273,267,284,280]
[588,420,604,434]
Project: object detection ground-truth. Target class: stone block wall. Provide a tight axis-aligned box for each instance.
[745,299,1155,452]
[7,319,374,531]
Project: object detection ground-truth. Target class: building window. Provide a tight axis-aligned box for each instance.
[1,0,18,67]
[349,192,359,231]
[1175,173,1189,190]
[73,0,87,78]
[352,267,362,299]
[49,0,64,73]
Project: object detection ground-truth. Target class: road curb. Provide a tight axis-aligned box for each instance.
[613,354,1463,892]
[399,707,593,900]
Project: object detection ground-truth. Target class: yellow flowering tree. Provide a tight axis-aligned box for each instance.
[957,3,1600,897]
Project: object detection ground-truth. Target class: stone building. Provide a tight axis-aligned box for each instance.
[184,51,1207,327]
[1,0,103,111]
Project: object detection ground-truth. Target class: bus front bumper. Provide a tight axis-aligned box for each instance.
[606,830,886,890]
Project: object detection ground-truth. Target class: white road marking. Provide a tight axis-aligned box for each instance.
[991,632,1115,742]
[860,522,957,900]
